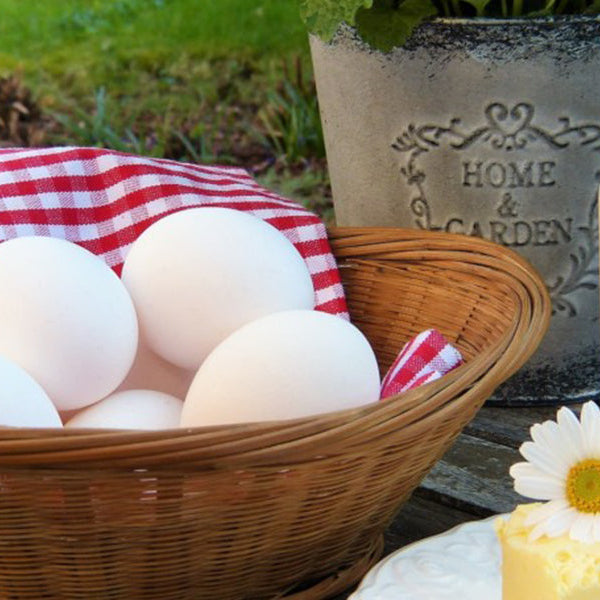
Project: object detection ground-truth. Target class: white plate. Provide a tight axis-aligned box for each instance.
[349,516,506,600]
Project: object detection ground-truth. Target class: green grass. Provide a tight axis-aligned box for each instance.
[0,1,309,67]
[0,0,332,221]
[0,0,310,99]
[0,0,317,162]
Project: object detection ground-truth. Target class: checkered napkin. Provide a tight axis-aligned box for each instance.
[0,146,462,400]
[380,329,464,399]
[0,146,348,317]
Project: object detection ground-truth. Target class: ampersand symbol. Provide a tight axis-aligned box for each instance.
[497,193,519,218]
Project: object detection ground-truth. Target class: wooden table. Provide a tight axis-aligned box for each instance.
[333,403,565,599]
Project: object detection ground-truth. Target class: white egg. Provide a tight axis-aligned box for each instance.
[116,335,195,399]
[121,207,315,371]
[0,236,138,411]
[65,390,183,430]
[181,310,381,427]
[0,354,62,428]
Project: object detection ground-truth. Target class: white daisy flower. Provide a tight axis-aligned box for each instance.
[509,401,600,544]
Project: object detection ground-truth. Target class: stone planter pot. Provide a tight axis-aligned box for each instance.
[310,16,600,405]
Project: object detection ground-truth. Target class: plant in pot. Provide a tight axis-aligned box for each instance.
[300,0,600,408]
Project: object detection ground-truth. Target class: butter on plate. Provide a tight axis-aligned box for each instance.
[495,503,600,600]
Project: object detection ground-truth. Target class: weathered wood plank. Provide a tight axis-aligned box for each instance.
[383,493,481,553]
[465,404,570,446]
[419,432,522,514]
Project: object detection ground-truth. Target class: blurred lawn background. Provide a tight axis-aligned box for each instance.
[0,0,333,222]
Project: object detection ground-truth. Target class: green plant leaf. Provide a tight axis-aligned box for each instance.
[299,0,373,40]
[585,0,600,12]
[301,0,600,42]
[355,0,438,52]
[466,0,495,15]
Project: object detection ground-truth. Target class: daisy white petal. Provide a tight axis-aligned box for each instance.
[509,462,558,489]
[513,472,565,501]
[569,512,596,543]
[519,441,569,478]
[509,461,540,479]
[529,520,561,542]
[530,421,577,468]
[593,514,600,541]
[556,406,586,462]
[511,403,600,543]
[580,401,600,456]
[530,420,559,447]
[528,522,548,541]
[524,499,570,527]
[545,506,579,538]
[528,506,577,541]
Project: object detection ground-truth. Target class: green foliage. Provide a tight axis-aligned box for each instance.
[433,0,600,16]
[301,0,600,51]
[257,61,325,165]
[0,0,315,164]
[0,0,333,218]
[299,0,373,40]
[58,0,166,35]
[0,0,311,98]
[52,87,139,153]
[258,167,334,225]
[356,0,437,51]
[51,86,238,164]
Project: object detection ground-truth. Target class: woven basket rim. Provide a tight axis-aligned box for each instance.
[0,226,551,470]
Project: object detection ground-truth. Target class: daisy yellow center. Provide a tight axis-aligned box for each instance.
[566,459,600,513]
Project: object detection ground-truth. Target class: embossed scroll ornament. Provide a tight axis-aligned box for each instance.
[392,102,600,316]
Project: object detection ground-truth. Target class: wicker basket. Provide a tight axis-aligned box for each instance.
[0,227,550,600]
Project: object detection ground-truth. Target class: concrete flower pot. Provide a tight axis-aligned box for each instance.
[311,16,600,405]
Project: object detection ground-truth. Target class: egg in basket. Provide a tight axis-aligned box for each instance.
[0,147,550,600]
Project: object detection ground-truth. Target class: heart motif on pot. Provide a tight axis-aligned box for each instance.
[484,102,534,149]
[485,102,533,136]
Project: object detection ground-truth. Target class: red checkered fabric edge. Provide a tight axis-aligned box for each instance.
[380,329,464,399]
[0,146,349,319]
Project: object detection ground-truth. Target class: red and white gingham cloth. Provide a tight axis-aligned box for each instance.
[0,146,462,400]
[380,329,464,399]
[0,146,349,317]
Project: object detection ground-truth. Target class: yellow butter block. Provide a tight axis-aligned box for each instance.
[496,504,600,600]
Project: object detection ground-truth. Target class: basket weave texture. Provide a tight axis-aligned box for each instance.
[0,227,550,600]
